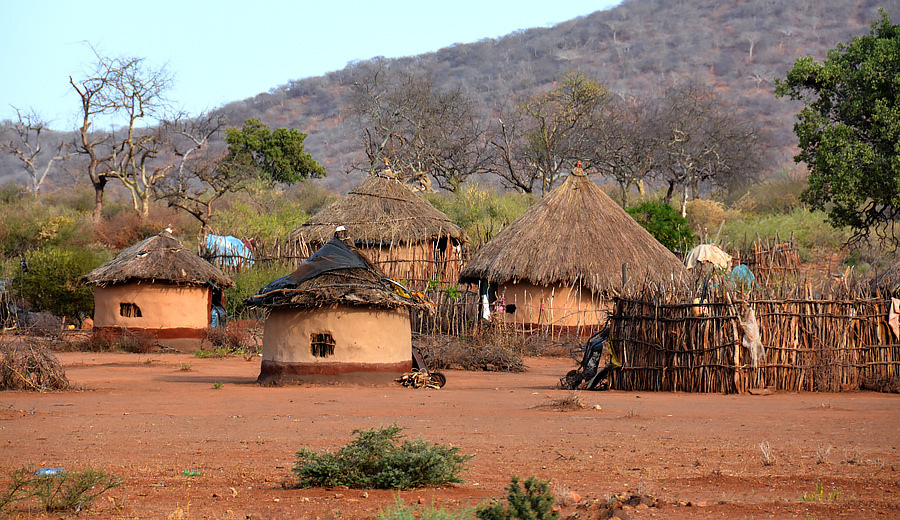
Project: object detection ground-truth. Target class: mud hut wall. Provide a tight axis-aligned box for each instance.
[608,294,900,393]
[262,305,412,365]
[93,284,211,329]
[498,282,609,336]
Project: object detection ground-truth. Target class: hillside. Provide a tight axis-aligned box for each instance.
[1,0,896,193]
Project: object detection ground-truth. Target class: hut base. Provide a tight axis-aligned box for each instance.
[257,359,412,386]
[92,326,206,353]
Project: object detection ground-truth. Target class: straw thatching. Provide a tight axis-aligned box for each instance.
[459,166,687,294]
[83,231,233,288]
[290,171,466,248]
[246,236,430,311]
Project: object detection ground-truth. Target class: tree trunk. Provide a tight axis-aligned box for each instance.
[92,178,107,226]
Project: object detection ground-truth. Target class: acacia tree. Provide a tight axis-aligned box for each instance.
[776,11,900,245]
[2,108,73,194]
[223,118,325,185]
[349,63,492,191]
[491,73,611,194]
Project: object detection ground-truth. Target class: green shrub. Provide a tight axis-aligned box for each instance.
[225,263,292,319]
[0,467,123,513]
[377,497,475,520]
[475,476,558,520]
[292,425,472,489]
[12,246,111,322]
[626,201,696,253]
[718,208,850,258]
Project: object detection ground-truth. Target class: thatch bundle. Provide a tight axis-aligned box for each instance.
[83,232,233,288]
[459,166,686,295]
[290,172,466,248]
[246,237,430,311]
[0,339,71,391]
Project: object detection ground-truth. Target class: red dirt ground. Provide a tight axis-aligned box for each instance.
[0,351,898,519]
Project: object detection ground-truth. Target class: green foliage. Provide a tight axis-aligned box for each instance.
[426,185,534,243]
[475,476,558,520]
[0,467,123,513]
[719,208,850,258]
[12,246,110,322]
[775,11,900,244]
[800,479,842,502]
[626,201,697,253]
[292,425,473,489]
[224,118,326,184]
[210,191,311,242]
[377,497,475,520]
[225,263,291,318]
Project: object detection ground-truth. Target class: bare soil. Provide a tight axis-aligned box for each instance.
[0,351,898,519]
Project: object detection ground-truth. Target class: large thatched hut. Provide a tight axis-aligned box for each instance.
[83,231,233,350]
[289,171,466,291]
[459,165,687,335]
[248,233,429,385]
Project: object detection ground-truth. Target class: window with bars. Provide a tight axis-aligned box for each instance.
[310,332,335,357]
[120,303,142,317]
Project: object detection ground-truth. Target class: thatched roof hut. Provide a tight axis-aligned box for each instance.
[290,171,467,290]
[84,232,233,288]
[459,165,686,334]
[84,231,233,351]
[460,166,686,294]
[291,172,465,248]
[249,235,427,385]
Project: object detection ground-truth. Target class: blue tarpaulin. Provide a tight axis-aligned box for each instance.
[205,234,254,267]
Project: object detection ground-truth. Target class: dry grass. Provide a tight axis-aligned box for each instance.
[533,393,586,411]
[0,337,71,391]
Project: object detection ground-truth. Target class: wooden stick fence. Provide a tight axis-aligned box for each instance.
[608,282,900,393]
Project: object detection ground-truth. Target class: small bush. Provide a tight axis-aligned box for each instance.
[0,467,123,513]
[475,476,558,520]
[225,264,290,319]
[292,425,472,489]
[627,201,696,253]
[377,497,474,520]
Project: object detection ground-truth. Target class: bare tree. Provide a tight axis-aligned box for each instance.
[2,108,73,194]
[70,49,174,222]
[156,113,252,235]
[652,82,766,212]
[492,73,611,194]
[349,62,493,191]
[591,97,656,206]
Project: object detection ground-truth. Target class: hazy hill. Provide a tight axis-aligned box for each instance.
[2,0,896,193]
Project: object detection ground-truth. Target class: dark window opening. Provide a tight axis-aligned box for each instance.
[310,332,335,358]
[120,303,142,318]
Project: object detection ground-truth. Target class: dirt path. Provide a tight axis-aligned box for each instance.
[0,352,898,519]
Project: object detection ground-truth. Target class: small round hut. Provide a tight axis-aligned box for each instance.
[83,231,234,351]
[248,233,429,385]
[290,171,466,291]
[459,165,687,335]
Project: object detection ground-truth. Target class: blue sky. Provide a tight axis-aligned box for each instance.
[1,0,622,129]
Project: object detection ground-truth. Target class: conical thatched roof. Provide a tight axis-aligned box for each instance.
[83,232,233,288]
[459,166,687,294]
[290,172,466,247]
[247,236,429,310]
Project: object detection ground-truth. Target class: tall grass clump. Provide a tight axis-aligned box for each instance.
[0,467,123,513]
[719,208,850,259]
[292,425,472,489]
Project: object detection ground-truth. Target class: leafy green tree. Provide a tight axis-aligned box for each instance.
[13,247,109,322]
[775,11,900,244]
[224,118,326,185]
[627,201,697,253]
